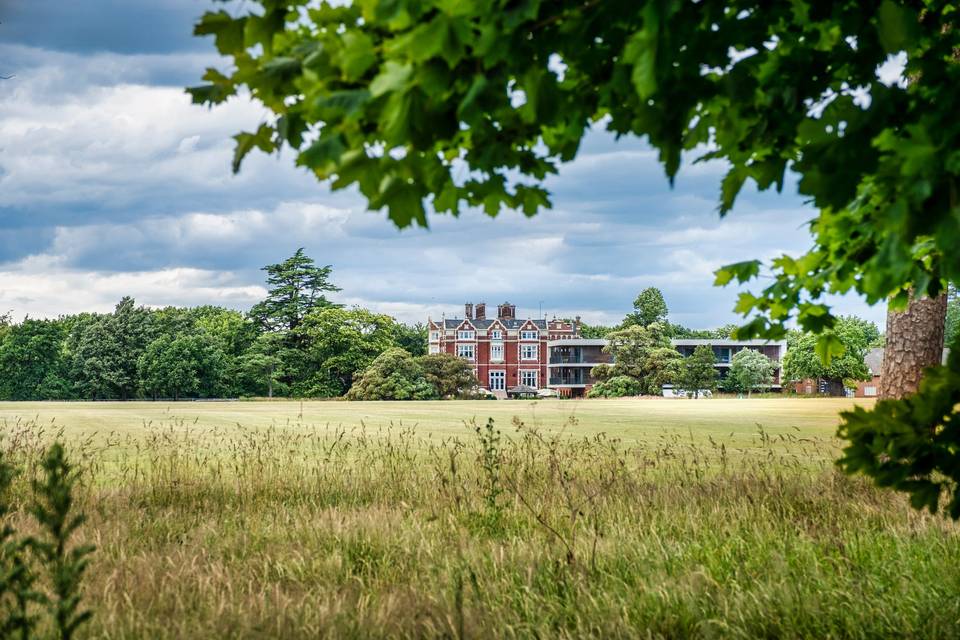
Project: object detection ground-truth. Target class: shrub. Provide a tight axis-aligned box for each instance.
[587,376,642,398]
[416,353,479,399]
[347,348,438,400]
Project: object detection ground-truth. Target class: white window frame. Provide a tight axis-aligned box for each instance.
[520,344,538,361]
[490,343,505,362]
[429,331,440,341]
[457,330,476,340]
[489,370,506,391]
[429,344,440,354]
[490,329,503,340]
[519,370,538,388]
[520,330,538,340]
[457,344,475,361]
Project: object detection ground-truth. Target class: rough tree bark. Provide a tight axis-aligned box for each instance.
[880,293,948,399]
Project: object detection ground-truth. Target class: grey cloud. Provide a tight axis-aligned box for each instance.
[3,0,218,55]
[0,7,887,330]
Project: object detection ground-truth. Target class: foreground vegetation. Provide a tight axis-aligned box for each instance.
[0,399,957,638]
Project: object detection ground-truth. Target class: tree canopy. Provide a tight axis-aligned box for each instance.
[625,287,668,328]
[300,306,401,396]
[0,251,438,402]
[728,349,775,396]
[592,322,682,395]
[346,348,437,400]
[782,316,878,386]
[250,248,340,333]
[418,353,479,399]
[188,0,960,516]
[680,345,718,398]
[189,1,959,324]
[587,375,641,398]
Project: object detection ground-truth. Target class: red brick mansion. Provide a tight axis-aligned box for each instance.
[428,302,580,396]
[429,301,787,398]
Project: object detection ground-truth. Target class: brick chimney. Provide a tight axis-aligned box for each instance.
[497,302,515,320]
[464,303,474,320]
[475,302,486,320]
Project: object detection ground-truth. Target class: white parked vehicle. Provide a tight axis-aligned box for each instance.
[662,385,712,399]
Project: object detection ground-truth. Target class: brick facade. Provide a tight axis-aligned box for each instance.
[429,304,789,397]
[428,302,577,397]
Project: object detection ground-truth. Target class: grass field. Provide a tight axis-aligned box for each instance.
[0,396,865,442]
[1,398,958,638]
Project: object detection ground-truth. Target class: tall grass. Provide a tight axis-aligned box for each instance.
[0,414,957,638]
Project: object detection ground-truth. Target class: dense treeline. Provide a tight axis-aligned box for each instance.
[4,272,948,402]
[0,250,435,401]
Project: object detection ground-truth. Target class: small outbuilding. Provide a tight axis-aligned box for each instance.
[507,385,539,399]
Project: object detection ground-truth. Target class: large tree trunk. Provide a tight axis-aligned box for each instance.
[880,293,948,399]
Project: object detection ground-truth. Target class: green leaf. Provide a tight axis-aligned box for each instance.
[313,90,371,119]
[623,4,660,99]
[340,32,377,81]
[375,176,427,228]
[433,181,460,213]
[298,134,347,175]
[260,57,301,79]
[232,124,276,174]
[388,15,464,67]
[734,292,759,314]
[456,75,488,122]
[370,61,413,98]
[876,0,920,53]
[186,73,235,106]
[514,184,550,216]
[277,113,306,147]
[814,333,845,365]
[245,10,286,52]
[714,261,761,286]
[719,167,747,215]
[194,11,246,55]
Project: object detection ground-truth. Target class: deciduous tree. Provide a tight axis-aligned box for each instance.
[300,307,399,396]
[393,322,428,357]
[591,322,681,394]
[417,353,478,398]
[346,348,436,400]
[625,288,668,328]
[0,319,68,401]
[680,345,718,399]
[587,375,641,398]
[728,349,775,397]
[138,333,227,400]
[188,0,960,515]
[782,316,877,389]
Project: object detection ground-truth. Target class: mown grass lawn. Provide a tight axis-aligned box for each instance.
[0,396,868,442]
[2,397,957,638]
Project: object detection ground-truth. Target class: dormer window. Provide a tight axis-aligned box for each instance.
[429,331,440,341]
[490,330,503,340]
[457,330,476,340]
[520,330,538,340]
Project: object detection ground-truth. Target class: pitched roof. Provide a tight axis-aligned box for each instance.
[443,318,547,330]
[862,346,949,375]
[864,347,884,375]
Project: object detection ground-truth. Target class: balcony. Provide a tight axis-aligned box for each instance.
[549,371,588,386]
[549,344,610,366]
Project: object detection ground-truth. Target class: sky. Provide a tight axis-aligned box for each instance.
[0,0,887,329]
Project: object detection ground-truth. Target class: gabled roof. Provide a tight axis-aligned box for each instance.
[864,347,884,375]
[862,347,950,374]
[443,318,548,330]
